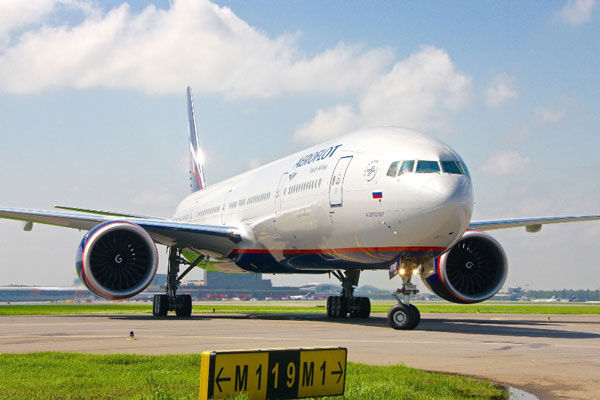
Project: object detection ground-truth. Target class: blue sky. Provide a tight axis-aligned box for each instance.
[0,0,598,291]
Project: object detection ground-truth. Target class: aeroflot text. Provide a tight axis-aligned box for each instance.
[295,144,342,168]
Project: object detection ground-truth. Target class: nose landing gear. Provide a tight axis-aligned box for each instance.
[387,266,421,330]
[326,270,371,319]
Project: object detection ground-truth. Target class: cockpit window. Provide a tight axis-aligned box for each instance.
[416,160,440,173]
[386,161,399,177]
[441,161,462,174]
[457,161,471,178]
[398,160,415,175]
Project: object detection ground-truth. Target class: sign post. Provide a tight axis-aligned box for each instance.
[199,347,347,400]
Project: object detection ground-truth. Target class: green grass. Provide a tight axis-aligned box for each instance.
[0,303,152,315]
[0,302,598,316]
[0,352,505,400]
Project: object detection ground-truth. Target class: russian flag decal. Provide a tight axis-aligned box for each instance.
[372,191,383,199]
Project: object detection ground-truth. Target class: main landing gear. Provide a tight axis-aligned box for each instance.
[326,270,371,319]
[387,265,421,330]
[152,247,204,318]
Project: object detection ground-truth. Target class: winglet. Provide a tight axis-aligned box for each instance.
[187,86,206,192]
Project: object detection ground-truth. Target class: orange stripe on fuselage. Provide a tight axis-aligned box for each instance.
[231,246,446,255]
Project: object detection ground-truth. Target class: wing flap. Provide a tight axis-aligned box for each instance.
[469,215,600,231]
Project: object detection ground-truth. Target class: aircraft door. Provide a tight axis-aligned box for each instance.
[329,156,353,207]
[221,189,232,225]
[275,172,288,216]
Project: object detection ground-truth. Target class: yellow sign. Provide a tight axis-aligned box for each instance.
[199,347,347,400]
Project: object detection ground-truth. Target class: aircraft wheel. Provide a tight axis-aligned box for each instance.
[328,296,348,318]
[387,304,416,330]
[339,296,348,317]
[327,296,339,317]
[326,296,333,317]
[175,294,192,317]
[350,297,371,318]
[408,304,420,328]
[358,297,371,318]
[153,294,168,317]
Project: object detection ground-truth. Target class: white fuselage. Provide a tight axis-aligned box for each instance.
[173,127,474,273]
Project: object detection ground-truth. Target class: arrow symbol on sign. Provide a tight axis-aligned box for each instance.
[331,361,344,384]
[215,367,231,392]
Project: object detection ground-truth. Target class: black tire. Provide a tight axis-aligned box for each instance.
[332,296,341,317]
[387,304,416,330]
[408,304,420,328]
[358,297,371,318]
[153,294,168,317]
[326,296,333,317]
[339,296,348,317]
[349,303,359,318]
[330,296,338,317]
[175,294,192,317]
[328,296,347,318]
[349,297,371,318]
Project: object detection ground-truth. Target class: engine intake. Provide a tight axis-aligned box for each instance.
[422,230,507,303]
[76,221,158,299]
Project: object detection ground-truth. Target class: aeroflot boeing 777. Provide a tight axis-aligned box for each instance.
[1,88,598,329]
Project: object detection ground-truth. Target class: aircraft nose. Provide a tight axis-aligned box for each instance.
[398,174,473,248]
[420,174,473,217]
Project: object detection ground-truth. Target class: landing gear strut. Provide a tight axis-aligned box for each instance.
[152,247,203,318]
[387,265,421,330]
[327,270,371,319]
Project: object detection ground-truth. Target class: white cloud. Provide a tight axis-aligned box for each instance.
[294,46,472,144]
[294,105,358,145]
[0,0,97,47]
[0,0,393,97]
[535,106,566,123]
[485,73,518,107]
[0,0,53,46]
[481,151,529,176]
[557,0,595,25]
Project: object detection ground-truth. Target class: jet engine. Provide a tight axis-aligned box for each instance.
[422,230,507,303]
[76,221,158,299]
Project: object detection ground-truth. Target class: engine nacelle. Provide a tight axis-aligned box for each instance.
[421,230,508,304]
[76,221,158,299]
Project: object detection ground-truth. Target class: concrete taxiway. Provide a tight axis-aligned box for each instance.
[1,312,598,399]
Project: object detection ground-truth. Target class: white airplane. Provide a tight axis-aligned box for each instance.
[1,87,599,330]
[533,296,562,303]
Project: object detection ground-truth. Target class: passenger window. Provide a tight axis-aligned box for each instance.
[441,161,462,174]
[416,160,440,173]
[387,161,400,177]
[398,160,415,175]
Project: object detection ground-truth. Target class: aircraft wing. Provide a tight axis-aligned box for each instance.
[469,215,600,231]
[0,207,242,257]
[54,205,165,220]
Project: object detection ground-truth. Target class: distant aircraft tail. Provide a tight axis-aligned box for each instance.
[187,86,206,192]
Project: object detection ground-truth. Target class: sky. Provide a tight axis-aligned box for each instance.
[0,0,599,292]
